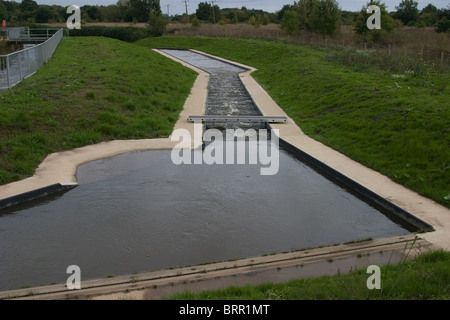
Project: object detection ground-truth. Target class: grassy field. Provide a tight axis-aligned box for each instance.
[137,36,450,208]
[166,249,450,300]
[0,36,197,184]
[165,23,450,70]
[46,23,449,63]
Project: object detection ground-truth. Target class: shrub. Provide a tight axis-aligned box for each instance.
[281,0,341,36]
[192,16,201,28]
[394,0,419,26]
[69,26,150,42]
[309,0,341,36]
[0,41,9,55]
[148,11,167,37]
[435,17,450,33]
[281,10,301,35]
[354,1,396,44]
[249,14,262,28]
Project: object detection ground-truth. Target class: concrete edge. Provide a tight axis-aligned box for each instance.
[278,138,434,233]
[0,234,434,300]
[0,183,78,210]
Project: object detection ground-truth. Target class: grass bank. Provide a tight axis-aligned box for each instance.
[167,250,450,300]
[137,36,450,208]
[0,37,197,184]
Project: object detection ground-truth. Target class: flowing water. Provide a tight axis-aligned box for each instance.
[160,49,265,130]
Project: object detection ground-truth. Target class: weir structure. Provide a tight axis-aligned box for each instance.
[0,49,448,300]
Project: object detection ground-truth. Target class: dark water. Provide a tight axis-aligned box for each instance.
[0,147,410,291]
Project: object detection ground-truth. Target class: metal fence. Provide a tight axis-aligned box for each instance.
[0,28,64,90]
[5,27,61,41]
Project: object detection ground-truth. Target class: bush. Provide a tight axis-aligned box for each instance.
[394,0,419,26]
[0,41,8,55]
[218,18,230,25]
[148,11,167,37]
[192,16,201,28]
[354,1,396,44]
[69,26,150,42]
[281,0,341,36]
[435,17,450,33]
[281,10,301,35]
[249,14,262,28]
[309,0,341,36]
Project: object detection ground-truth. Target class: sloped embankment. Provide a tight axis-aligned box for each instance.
[0,37,197,185]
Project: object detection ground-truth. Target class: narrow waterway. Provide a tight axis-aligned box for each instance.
[160,49,265,130]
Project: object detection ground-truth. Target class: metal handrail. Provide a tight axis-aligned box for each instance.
[7,27,60,41]
[0,28,64,90]
[188,115,288,123]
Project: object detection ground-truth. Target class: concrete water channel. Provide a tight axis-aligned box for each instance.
[0,49,444,300]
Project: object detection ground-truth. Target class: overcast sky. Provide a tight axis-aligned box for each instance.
[33,1,450,16]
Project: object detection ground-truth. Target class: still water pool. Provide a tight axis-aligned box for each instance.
[0,147,410,291]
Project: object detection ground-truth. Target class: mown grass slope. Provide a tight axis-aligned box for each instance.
[0,37,197,184]
[138,36,450,208]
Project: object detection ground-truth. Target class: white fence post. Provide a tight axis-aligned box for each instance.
[6,55,10,89]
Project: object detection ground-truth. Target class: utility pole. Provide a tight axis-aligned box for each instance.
[211,0,217,23]
[182,0,189,15]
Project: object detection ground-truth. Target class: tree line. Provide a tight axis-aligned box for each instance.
[0,0,449,35]
[280,0,449,37]
[0,0,160,24]
[0,0,275,24]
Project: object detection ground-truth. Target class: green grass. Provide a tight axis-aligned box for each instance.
[0,37,197,184]
[166,250,450,300]
[137,36,450,208]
